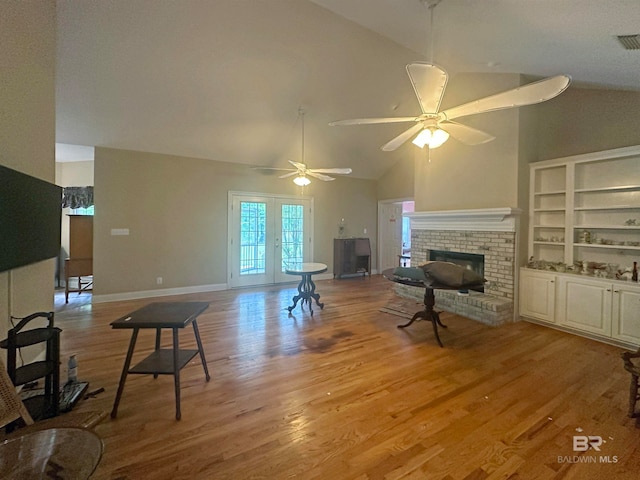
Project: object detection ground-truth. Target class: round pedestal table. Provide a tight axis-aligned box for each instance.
[285,262,328,315]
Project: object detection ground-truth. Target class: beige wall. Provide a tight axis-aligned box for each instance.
[535,86,640,161]
[413,73,523,212]
[0,0,56,356]
[377,154,414,201]
[56,160,94,187]
[94,148,377,297]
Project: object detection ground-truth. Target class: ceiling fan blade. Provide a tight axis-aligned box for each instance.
[288,160,306,170]
[252,166,297,177]
[329,117,417,126]
[251,166,296,172]
[406,62,448,114]
[278,171,299,179]
[440,75,571,121]
[440,121,496,145]
[381,123,425,151]
[307,171,335,181]
[309,168,352,175]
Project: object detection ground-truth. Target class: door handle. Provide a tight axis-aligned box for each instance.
[275,238,280,248]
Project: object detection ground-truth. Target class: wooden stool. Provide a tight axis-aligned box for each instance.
[621,349,640,427]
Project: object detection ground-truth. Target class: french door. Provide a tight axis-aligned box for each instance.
[228,192,313,287]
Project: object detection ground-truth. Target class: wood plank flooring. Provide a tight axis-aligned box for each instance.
[54,275,640,479]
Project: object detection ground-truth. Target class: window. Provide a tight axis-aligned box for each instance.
[72,206,94,216]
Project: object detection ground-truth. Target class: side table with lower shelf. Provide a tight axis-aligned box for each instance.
[110,302,210,420]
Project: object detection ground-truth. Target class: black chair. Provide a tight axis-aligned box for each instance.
[622,348,640,427]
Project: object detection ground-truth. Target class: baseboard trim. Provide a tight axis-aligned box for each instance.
[521,317,638,351]
[90,271,365,304]
[92,283,228,304]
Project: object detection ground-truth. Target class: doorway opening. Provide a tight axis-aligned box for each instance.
[377,199,414,273]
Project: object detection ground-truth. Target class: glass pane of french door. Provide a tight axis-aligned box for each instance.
[240,201,266,276]
[280,204,304,270]
[229,193,312,287]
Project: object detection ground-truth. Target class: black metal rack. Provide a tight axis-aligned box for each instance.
[0,312,61,421]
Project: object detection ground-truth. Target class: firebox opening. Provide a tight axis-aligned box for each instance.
[429,250,485,291]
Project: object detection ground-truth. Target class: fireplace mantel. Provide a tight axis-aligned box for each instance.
[406,207,522,232]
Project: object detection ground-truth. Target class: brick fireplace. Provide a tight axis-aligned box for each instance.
[398,208,522,326]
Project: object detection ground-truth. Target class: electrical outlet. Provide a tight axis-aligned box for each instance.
[156,277,163,285]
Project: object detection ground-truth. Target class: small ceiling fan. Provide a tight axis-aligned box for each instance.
[256,108,352,186]
[273,160,352,186]
[329,0,571,151]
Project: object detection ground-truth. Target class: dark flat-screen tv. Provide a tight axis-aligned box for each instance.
[0,165,62,272]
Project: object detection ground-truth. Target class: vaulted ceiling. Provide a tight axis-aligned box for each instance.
[56,0,640,178]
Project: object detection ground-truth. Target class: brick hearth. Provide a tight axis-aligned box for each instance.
[399,208,522,326]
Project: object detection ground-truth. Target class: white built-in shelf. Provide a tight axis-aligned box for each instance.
[574,243,640,251]
[574,184,640,193]
[528,145,640,267]
[534,190,566,196]
[574,225,640,230]
[574,205,639,211]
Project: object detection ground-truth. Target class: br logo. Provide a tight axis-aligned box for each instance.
[573,435,603,452]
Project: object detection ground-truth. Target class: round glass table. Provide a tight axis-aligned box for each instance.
[0,427,103,479]
[285,262,328,315]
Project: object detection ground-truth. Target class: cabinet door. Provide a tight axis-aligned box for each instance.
[69,215,93,258]
[519,270,556,323]
[612,284,640,345]
[556,276,612,336]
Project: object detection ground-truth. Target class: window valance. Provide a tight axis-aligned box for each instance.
[61,186,94,209]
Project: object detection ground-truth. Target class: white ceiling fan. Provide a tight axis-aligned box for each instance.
[274,160,352,186]
[256,108,352,186]
[329,0,571,151]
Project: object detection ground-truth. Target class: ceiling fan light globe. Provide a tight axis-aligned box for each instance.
[429,127,449,148]
[293,175,311,186]
[412,128,431,148]
[412,127,449,149]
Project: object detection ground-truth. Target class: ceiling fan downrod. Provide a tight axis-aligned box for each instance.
[422,0,442,64]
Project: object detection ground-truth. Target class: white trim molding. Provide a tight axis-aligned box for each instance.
[92,282,227,304]
[406,207,522,232]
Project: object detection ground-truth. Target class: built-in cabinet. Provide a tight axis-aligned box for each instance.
[519,269,556,323]
[520,268,640,347]
[556,275,613,337]
[522,145,640,347]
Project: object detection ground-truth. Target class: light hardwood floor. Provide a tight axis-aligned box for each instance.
[54,275,640,479]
